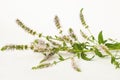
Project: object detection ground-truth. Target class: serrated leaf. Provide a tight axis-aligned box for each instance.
[81,52,94,61]
[98,31,104,44]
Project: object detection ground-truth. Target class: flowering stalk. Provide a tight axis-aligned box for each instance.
[1,8,120,72]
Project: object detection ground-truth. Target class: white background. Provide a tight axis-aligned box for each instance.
[0,0,120,80]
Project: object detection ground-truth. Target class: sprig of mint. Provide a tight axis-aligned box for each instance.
[1,8,120,72]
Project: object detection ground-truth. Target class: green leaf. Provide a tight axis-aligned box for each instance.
[58,54,64,61]
[39,33,42,37]
[40,59,46,63]
[105,43,120,50]
[114,61,120,68]
[46,36,52,41]
[94,47,105,57]
[52,48,59,53]
[111,56,120,68]
[72,43,83,51]
[69,28,73,33]
[111,56,116,64]
[1,46,7,51]
[34,39,39,44]
[98,31,104,44]
[75,67,81,72]
[81,52,94,61]
[72,43,88,53]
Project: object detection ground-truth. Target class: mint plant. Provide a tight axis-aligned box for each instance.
[1,8,120,72]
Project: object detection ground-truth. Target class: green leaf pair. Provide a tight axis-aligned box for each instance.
[72,43,87,53]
